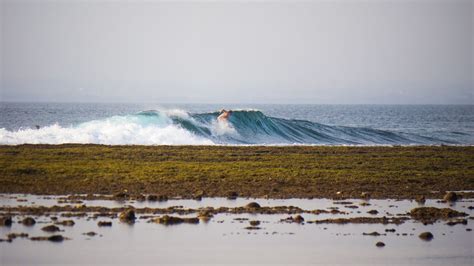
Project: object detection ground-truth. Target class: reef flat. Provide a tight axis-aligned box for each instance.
[0,145,473,199]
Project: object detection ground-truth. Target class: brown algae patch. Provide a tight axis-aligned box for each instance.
[151,215,199,225]
[409,207,468,224]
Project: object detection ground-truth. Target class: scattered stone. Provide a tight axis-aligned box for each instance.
[446,219,468,226]
[135,194,146,202]
[83,231,97,237]
[360,202,371,206]
[360,192,371,199]
[147,194,168,202]
[152,215,199,225]
[227,191,238,200]
[30,235,66,242]
[56,220,75,226]
[0,216,12,226]
[333,201,353,205]
[367,210,379,215]
[345,205,359,209]
[193,190,204,200]
[244,226,261,230]
[21,217,36,226]
[363,231,381,236]
[409,207,468,224]
[443,192,458,202]
[7,232,29,240]
[249,220,260,226]
[113,192,129,199]
[197,210,213,222]
[245,202,261,209]
[97,221,112,227]
[415,196,426,204]
[375,241,385,247]
[385,228,396,233]
[418,232,434,241]
[466,228,472,232]
[41,225,60,232]
[119,209,136,223]
[293,215,305,223]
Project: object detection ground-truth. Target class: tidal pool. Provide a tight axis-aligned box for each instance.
[0,194,472,265]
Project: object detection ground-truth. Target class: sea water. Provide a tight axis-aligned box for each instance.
[0,194,473,265]
[0,103,473,145]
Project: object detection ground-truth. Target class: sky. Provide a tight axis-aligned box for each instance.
[1,0,473,104]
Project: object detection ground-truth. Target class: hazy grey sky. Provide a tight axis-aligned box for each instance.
[1,0,473,104]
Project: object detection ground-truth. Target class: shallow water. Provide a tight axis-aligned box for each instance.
[1,194,473,265]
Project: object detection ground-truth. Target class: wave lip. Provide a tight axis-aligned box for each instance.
[0,109,461,145]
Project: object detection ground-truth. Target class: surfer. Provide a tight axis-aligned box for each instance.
[218,109,232,121]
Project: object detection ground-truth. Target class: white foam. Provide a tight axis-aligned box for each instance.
[211,119,237,136]
[0,116,214,145]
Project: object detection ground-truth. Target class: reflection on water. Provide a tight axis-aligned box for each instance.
[0,194,473,265]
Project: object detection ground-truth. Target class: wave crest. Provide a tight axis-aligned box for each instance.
[0,109,454,145]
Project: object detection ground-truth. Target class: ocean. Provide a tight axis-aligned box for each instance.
[0,102,473,145]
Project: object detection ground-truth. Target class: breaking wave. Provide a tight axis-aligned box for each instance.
[0,109,455,145]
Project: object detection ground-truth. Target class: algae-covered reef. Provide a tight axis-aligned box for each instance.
[0,145,473,199]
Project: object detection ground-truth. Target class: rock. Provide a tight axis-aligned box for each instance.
[227,191,238,200]
[7,232,29,240]
[41,225,60,232]
[367,210,379,215]
[466,228,472,232]
[197,210,213,222]
[249,220,260,226]
[0,216,12,226]
[361,192,371,199]
[97,221,112,227]
[193,190,204,200]
[152,215,199,225]
[446,219,468,226]
[119,209,136,223]
[135,194,146,202]
[245,202,261,209]
[147,194,167,202]
[244,226,261,230]
[83,231,97,237]
[113,192,129,199]
[48,235,65,242]
[418,232,434,241]
[345,205,359,209]
[443,192,458,202]
[293,215,305,223]
[415,196,426,204]
[375,242,385,247]
[21,217,36,226]
[409,207,467,224]
[363,231,381,236]
[56,220,75,226]
[385,228,396,233]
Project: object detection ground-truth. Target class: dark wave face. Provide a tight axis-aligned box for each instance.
[168,110,451,145]
[0,109,459,145]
